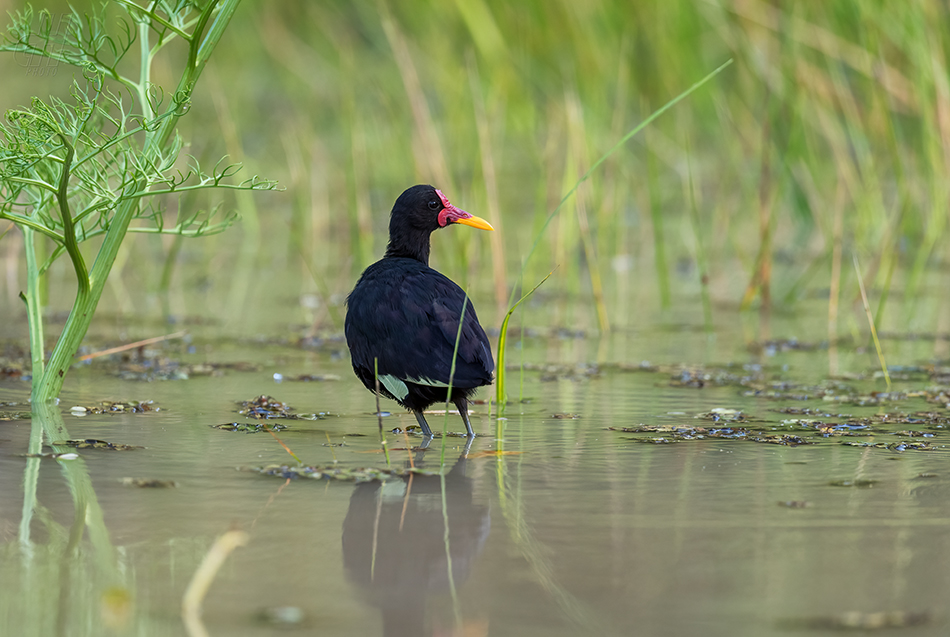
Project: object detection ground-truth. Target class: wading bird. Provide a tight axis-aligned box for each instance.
[345,185,495,438]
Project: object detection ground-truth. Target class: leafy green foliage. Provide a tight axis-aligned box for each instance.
[0,71,270,269]
[0,1,277,401]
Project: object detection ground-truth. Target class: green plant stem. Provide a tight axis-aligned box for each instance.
[20,227,45,384]
[853,252,891,390]
[507,59,733,309]
[137,9,151,121]
[496,271,553,412]
[441,295,468,469]
[53,135,89,294]
[31,0,244,402]
[493,61,732,416]
[1,212,64,242]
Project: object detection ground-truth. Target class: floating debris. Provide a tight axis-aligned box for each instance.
[120,477,178,488]
[771,407,852,418]
[782,421,872,437]
[841,441,935,452]
[778,501,810,508]
[212,422,289,433]
[235,396,329,420]
[617,361,660,372]
[0,366,24,379]
[751,337,824,355]
[0,410,31,421]
[51,439,142,451]
[239,395,296,419]
[755,434,812,445]
[551,413,580,419]
[664,362,773,390]
[247,464,439,483]
[610,425,813,446]
[822,390,910,405]
[828,479,878,487]
[118,360,261,381]
[780,610,930,630]
[629,437,679,444]
[877,411,950,426]
[67,400,157,415]
[20,452,80,460]
[257,606,305,626]
[609,425,695,434]
[697,408,748,423]
[505,362,600,382]
[284,373,341,382]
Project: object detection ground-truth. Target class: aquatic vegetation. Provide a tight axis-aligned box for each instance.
[0,411,31,421]
[611,404,948,451]
[248,464,439,483]
[68,401,157,415]
[119,478,177,488]
[212,422,290,434]
[0,2,277,402]
[238,395,295,419]
[49,439,142,451]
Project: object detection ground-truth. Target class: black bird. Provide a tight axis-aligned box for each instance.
[345,185,495,438]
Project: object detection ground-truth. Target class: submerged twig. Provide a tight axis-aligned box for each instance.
[76,330,188,361]
[264,424,301,465]
[182,528,249,637]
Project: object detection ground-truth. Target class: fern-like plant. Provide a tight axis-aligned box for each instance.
[0,1,276,402]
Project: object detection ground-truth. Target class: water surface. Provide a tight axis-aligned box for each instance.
[2,319,948,636]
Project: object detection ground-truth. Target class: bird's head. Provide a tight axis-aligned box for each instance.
[392,185,494,232]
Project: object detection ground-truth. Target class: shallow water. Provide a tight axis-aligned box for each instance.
[2,316,950,636]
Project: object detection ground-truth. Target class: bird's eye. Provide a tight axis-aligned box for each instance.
[427,200,440,211]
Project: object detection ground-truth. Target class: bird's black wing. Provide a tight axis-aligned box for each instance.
[345,259,494,393]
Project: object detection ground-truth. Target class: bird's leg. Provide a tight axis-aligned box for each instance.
[454,398,476,437]
[417,435,432,450]
[413,410,434,437]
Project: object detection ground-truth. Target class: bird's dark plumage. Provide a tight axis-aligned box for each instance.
[345,185,495,437]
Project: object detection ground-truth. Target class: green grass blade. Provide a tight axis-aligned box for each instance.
[496,270,554,415]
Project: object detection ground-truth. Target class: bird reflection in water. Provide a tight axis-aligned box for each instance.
[341,441,490,636]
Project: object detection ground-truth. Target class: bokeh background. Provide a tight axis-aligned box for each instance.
[5,4,950,636]
[3,0,950,352]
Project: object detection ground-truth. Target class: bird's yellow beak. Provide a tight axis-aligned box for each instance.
[453,215,494,231]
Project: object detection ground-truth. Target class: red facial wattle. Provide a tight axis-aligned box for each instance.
[435,189,494,231]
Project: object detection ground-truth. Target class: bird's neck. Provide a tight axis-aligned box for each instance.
[384,225,432,264]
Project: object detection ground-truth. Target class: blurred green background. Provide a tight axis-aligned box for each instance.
[2,0,950,348]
